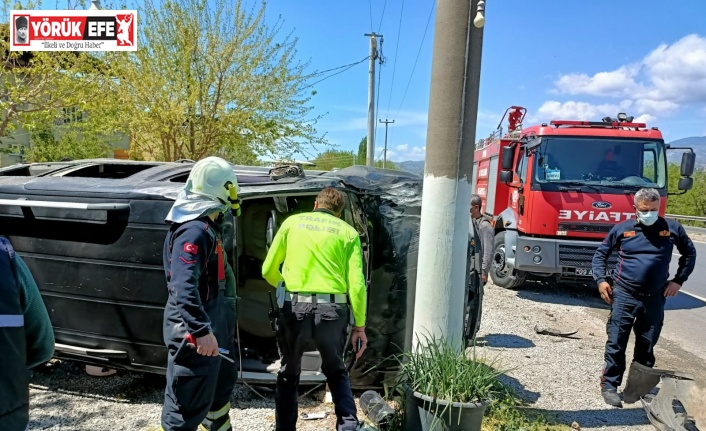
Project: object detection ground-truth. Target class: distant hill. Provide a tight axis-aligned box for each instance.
[398,160,424,175]
[667,136,706,169]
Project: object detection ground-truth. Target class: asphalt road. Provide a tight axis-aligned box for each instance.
[662,238,706,361]
[676,238,706,299]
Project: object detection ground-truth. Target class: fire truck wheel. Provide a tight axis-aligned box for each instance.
[491,231,526,289]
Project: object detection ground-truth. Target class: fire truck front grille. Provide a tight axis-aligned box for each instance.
[558,222,614,234]
[559,244,619,269]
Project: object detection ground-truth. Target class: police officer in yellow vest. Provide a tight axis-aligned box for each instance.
[262,187,367,431]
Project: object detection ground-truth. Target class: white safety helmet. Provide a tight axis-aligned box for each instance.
[185,156,241,216]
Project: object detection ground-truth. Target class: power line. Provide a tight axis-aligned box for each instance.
[396,0,435,117]
[374,37,385,144]
[302,56,370,89]
[386,0,405,118]
[307,56,371,78]
[377,0,389,33]
[368,0,374,31]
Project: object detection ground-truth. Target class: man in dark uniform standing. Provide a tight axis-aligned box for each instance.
[0,237,55,431]
[161,156,241,431]
[262,187,367,431]
[592,188,696,408]
[465,194,494,341]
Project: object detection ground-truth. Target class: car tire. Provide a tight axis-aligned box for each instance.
[490,231,527,289]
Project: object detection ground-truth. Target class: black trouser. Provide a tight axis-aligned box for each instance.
[275,300,358,431]
[601,287,665,391]
[161,294,238,431]
[464,269,484,342]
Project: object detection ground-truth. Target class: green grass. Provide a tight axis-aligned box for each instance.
[396,333,506,404]
[374,333,570,431]
[482,396,571,431]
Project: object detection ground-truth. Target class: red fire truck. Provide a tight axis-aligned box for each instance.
[472,106,697,289]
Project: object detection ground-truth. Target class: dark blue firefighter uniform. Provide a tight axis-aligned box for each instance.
[0,238,29,431]
[1,238,54,431]
[161,217,238,431]
[592,216,696,391]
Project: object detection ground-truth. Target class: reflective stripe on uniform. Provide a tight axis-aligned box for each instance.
[206,402,230,420]
[216,417,232,431]
[0,314,23,327]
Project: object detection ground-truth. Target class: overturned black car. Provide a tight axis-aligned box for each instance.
[0,159,481,388]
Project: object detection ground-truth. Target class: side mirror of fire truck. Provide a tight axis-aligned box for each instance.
[678,177,693,192]
[500,145,515,170]
[499,170,513,183]
[680,152,696,177]
[677,152,695,191]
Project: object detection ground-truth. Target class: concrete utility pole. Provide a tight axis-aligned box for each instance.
[378,119,394,168]
[364,32,381,167]
[412,0,486,350]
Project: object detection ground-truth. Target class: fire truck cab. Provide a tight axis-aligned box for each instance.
[472,106,697,288]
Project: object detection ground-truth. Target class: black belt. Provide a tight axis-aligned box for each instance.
[284,292,348,304]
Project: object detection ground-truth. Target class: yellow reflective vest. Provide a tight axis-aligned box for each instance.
[261,209,367,327]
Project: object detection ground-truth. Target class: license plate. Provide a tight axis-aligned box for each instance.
[575,268,615,277]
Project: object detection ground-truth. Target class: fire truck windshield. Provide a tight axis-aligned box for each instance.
[533,137,667,189]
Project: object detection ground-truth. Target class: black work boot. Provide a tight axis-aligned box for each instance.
[601,389,623,408]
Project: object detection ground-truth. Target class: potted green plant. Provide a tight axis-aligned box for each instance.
[393,333,504,431]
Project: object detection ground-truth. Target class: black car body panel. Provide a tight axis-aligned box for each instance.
[0,160,423,388]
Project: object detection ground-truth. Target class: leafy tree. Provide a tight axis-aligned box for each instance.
[26,126,112,162]
[357,137,367,165]
[354,136,398,169]
[307,150,356,171]
[307,147,398,171]
[95,0,327,162]
[0,15,108,140]
[375,159,398,170]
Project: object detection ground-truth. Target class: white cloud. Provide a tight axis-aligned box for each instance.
[548,34,706,119]
[642,34,706,104]
[384,143,426,162]
[552,65,641,97]
[633,113,656,124]
[534,100,631,122]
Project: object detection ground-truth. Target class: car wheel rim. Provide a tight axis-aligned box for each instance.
[493,245,509,278]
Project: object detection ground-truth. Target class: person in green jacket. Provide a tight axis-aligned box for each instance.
[262,187,367,431]
[0,236,55,431]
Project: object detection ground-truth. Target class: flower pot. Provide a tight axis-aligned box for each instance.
[404,388,489,431]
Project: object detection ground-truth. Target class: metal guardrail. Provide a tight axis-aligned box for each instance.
[665,214,706,222]
[666,214,706,237]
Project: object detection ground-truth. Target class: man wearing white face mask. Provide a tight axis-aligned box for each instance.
[592,188,696,408]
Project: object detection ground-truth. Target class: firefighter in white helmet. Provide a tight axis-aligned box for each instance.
[160,156,240,431]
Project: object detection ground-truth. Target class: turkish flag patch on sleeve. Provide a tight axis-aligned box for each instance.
[183,243,199,254]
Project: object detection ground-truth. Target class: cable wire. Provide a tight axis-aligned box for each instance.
[302,56,370,89]
[377,0,389,33]
[396,0,435,117]
[385,0,404,117]
[374,38,384,144]
[368,0,374,31]
[307,56,371,78]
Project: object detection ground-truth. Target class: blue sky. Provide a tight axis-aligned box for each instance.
[262,0,706,162]
[21,0,706,162]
